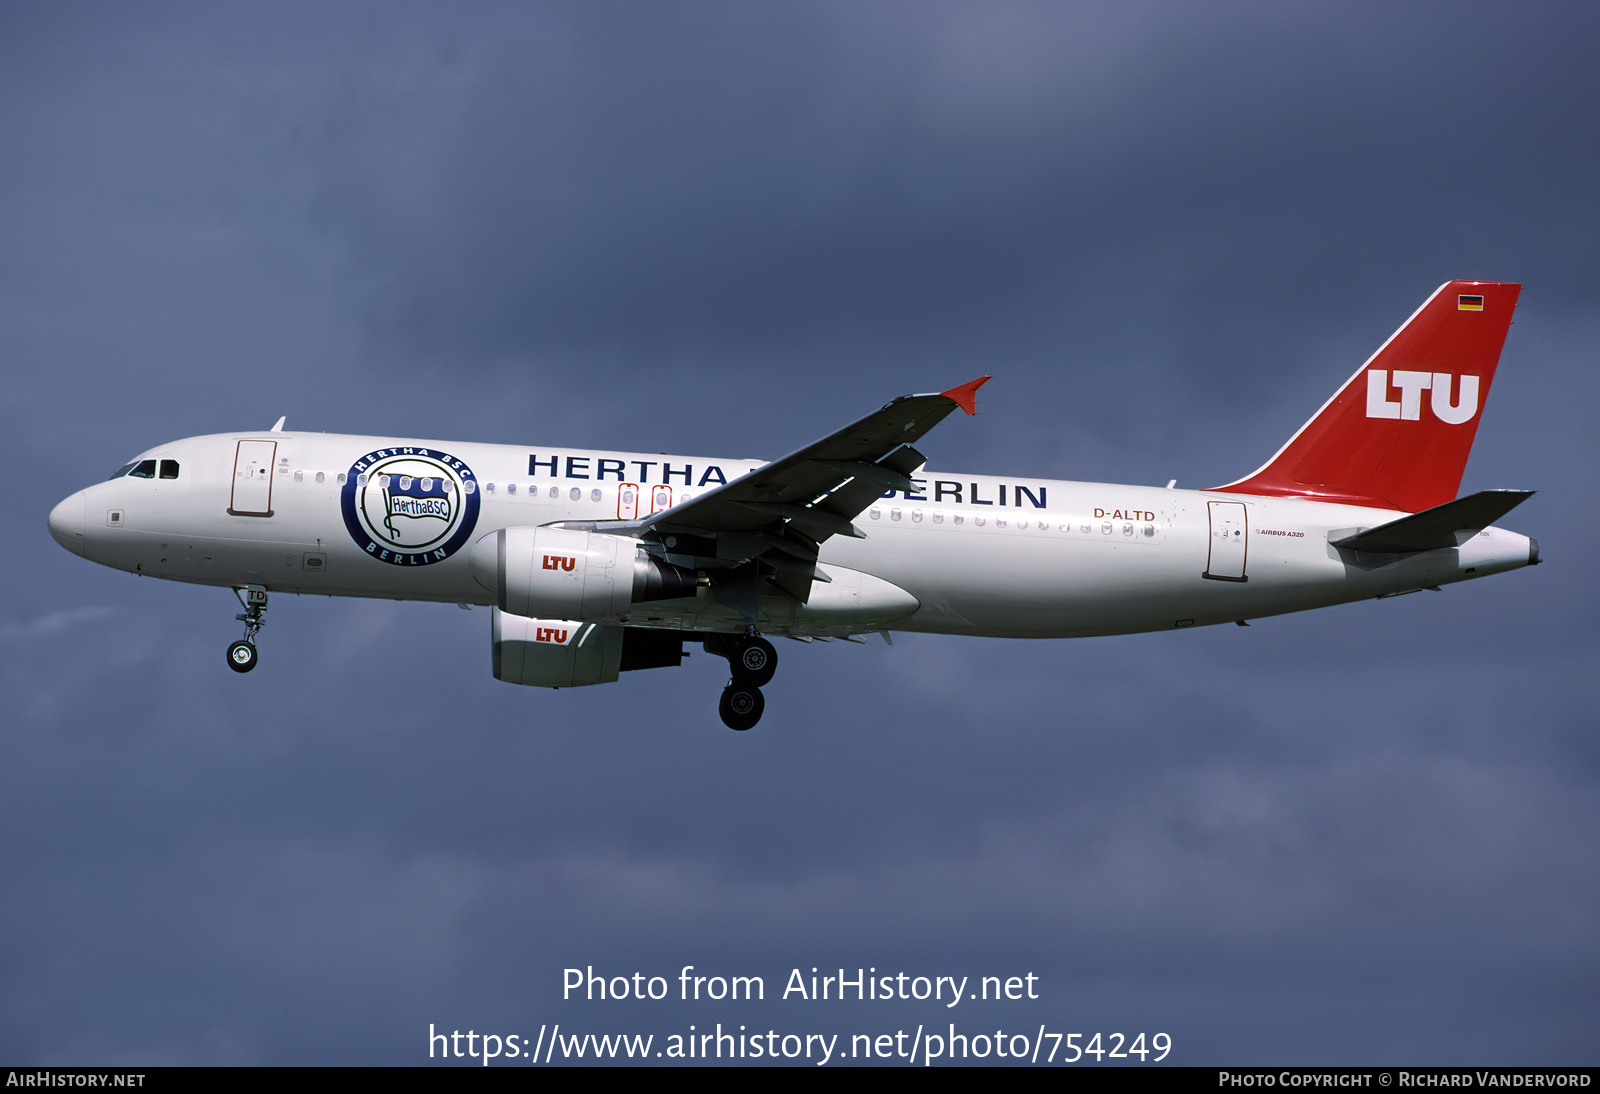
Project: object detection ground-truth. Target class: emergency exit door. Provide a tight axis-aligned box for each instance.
[229,440,277,516]
[1204,501,1248,581]
[617,483,641,520]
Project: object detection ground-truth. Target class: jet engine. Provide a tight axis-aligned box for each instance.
[492,609,690,688]
[470,526,698,621]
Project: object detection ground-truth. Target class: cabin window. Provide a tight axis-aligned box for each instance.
[890,508,901,521]
[569,487,581,501]
[1102,522,1112,535]
[420,477,433,492]
[1016,520,1028,530]
[128,460,157,479]
[869,508,881,520]
[590,489,602,502]
[954,514,964,525]
[1123,523,1134,536]
[507,483,517,495]
[315,471,325,484]
[337,473,346,484]
[548,486,559,499]
[974,516,986,527]
[1143,524,1155,538]
[463,480,476,494]
[911,509,922,522]
[932,512,943,524]
[293,470,303,483]
[159,460,180,479]
[996,518,1007,528]
[357,474,368,486]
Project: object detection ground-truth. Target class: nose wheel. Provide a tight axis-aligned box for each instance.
[707,631,778,730]
[227,586,268,674]
[227,639,258,673]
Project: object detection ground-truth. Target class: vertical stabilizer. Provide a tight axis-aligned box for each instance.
[1214,280,1520,512]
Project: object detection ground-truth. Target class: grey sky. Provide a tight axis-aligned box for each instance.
[3,2,1596,1064]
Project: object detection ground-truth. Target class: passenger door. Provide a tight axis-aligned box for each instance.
[229,440,277,516]
[1204,500,1248,581]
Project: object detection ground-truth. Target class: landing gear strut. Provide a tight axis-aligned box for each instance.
[706,630,779,730]
[227,586,268,674]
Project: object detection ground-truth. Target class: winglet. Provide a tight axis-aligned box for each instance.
[940,375,991,416]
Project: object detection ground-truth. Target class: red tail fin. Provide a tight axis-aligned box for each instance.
[1214,280,1521,512]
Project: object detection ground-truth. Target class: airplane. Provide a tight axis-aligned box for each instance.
[47,280,1538,730]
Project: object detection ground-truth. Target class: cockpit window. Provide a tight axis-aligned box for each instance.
[128,460,157,479]
[109,462,138,480]
[159,460,179,479]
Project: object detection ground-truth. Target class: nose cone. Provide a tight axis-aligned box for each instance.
[49,491,87,556]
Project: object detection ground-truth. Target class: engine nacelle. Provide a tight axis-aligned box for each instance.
[470,526,698,621]
[492,610,690,688]
[492,609,623,687]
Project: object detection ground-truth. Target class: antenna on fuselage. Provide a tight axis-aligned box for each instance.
[270,416,286,432]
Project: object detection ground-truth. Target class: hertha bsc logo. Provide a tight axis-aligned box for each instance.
[340,448,481,566]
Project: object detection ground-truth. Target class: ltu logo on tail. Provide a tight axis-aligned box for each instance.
[1366,370,1479,424]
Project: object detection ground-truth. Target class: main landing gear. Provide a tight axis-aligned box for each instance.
[226,586,268,674]
[706,630,778,731]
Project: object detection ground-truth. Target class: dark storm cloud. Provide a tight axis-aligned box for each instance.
[293,5,1600,467]
[2,1,1597,1065]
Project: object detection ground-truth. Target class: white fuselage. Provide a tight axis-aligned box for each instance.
[49,430,1536,639]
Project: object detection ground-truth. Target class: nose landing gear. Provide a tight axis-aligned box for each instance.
[226,586,268,674]
[706,629,778,730]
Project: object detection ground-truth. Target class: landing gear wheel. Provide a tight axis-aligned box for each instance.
[730,637,777,687]
[226,640,258,673]
[719,684,765,731]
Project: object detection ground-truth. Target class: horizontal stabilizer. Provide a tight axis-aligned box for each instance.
[1330,489,1534,553]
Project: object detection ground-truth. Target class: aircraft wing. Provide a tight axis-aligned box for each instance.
[578,377,988,602]
[645,376,988,538]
